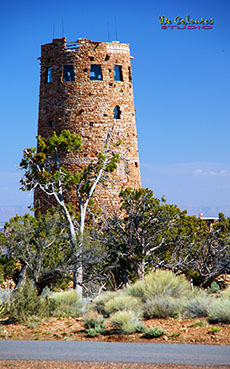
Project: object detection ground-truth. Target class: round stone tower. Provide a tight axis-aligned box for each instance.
[36,37,141,211]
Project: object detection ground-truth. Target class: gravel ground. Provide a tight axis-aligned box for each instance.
[0,361,229,369]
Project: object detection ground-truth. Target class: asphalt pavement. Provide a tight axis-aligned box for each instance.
[0,340,230,366]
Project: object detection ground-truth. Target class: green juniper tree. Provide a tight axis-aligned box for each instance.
[19,129,119,296]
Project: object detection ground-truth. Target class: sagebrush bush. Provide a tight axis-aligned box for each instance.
[142,326,166,338]
[110,310,139,334]
[104,295,142,316]
[143,296,183,319]
[83,310,105,331]
[127,270,192,302]
[184,295,213,318]
[47,290,82,317]
[208,298,230,323]
[222,286,230,298]
[93,290,120,316]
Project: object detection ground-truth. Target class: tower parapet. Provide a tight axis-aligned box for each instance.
[36,37,141,211]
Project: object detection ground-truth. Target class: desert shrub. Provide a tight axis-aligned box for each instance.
[222,286,230,298]
[104,295,142,316]
[208,326,221,334]
[184,295,213,318]
[93,290,120,316]
[47,290,82,317]
[143,297,184,319]
[110,310,139,334]
[83,310,105,332]
[135,323,147,333]
[190,320,207,327]
[127,270,192,302]
[207,281,220,294]
[142,326,166,338]
[208,298,230,323]
[86,328,101,337]
[5,280,45,323]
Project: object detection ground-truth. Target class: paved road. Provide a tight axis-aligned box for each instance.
[0,341,230,366]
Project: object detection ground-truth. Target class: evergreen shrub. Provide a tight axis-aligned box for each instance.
[143,297,183,319]
[208,298,230,323]
[184,295,212,318]
[104,295,142,316]
[142,326,166,338]
[110,310,139,334]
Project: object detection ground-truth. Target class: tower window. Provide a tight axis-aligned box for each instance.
[48,120,54,127]
[63,65,75,81]
[113,105,121,119]
[46,67,52,83]
[114,65,123,81]
[90,122,93,126]
[128,66,132,82]
[90,65,102,80]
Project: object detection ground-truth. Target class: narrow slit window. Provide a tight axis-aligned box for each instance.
[114,65,123,81]
[63,65,75,81]
[90,65,102,80]
[128,66,132,82]
[46,67,52,83]
[113,105,121,119]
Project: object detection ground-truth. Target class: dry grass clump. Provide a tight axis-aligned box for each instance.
[104,295,142,316]
[110,310,139,334]
[208,298,230,323]
[184,295,213,318]
[143,297,184,319]
[127,270,192,302]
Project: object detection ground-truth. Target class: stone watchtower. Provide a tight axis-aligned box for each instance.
[36,37,141,211]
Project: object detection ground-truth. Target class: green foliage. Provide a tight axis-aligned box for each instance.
[104,295,142,316]
[2,212,73,293]
[170,332,180,337]
[0,304,5,318]
[5,280,46,323]
[135,323,147,333]
[208,326,221,334]
[93,290,120,316]
[127,270,192,302]
[0,254,19,285]
[141,327,166,338]
[208,298,230,323]
[83,310,105,335]
[104,188,184,282]
[86,328,101,337]
[184,295,212,318]
[190,320,207,327]
[143,296,183,319]
[207,281,220,294]
[110,310,139,334]
[47,290,82,317]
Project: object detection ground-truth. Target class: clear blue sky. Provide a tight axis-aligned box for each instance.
[0,0,229,220]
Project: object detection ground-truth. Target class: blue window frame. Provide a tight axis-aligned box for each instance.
[114,65,123,81]
[90,65,102,80]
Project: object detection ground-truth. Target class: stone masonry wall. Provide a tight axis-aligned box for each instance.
[36,37,141,212]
